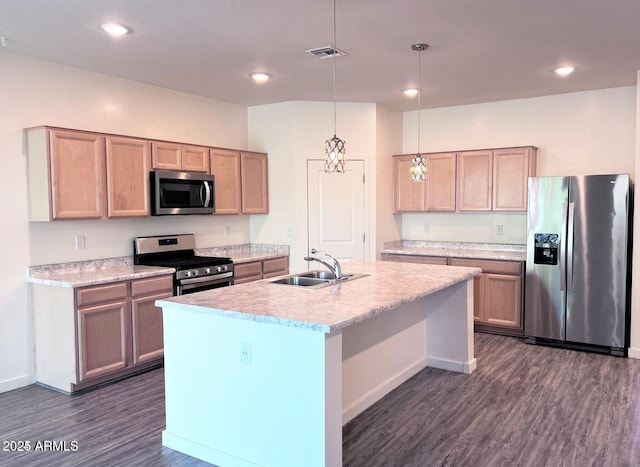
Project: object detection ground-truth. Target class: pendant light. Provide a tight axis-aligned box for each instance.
[410,43,429,182]
[324,0,346,173]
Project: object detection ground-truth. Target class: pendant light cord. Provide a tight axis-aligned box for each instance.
[333,0,337,136]
[417,47,421,154]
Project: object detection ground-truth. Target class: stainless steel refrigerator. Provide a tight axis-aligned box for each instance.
[524,174,632,356]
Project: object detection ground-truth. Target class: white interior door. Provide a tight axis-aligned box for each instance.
[307,159,366,263]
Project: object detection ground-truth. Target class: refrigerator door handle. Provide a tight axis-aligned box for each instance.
[566,202,575,290]
[560,202,568,290]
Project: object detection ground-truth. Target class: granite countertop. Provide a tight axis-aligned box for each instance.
[197,243,290,264]
[27,243,290,288]
[156,260,480,333]
[28,258,174,288]
[382,240,526,262]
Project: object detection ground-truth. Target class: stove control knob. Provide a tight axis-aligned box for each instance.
[204,267,211,274]
[184,271,191,277]
[192,269,198,276]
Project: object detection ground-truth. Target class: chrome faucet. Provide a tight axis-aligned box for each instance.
[304,248,342,279]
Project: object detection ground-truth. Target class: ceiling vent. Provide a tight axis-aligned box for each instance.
[305,46,347,59]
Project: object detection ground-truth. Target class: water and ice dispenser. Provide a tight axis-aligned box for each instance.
[533,233,559,265]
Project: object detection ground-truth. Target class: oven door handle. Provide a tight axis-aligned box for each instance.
[180,272,233,286]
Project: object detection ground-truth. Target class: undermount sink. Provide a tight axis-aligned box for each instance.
[270,270,367,289]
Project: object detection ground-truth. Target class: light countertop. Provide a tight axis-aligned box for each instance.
[27,243,289,288]
[156,260,481,333]
[28,263,174,288]
[382,240,526,262]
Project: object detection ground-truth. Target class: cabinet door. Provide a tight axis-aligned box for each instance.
[131,291,171,364]
[210,148,242,214]
[457,150,493,211]
[233,261,263,284]
[49,129,105,219]
[262,256,289,278]
[241,152,269,214]
[151,141,181,170]
[105,136,151,217]
[492,147,537,211]
[426,152,456,212]
[181,145,210,173]
[473,274,486,322]
[484,274,522,328]
[393,155,426,212]
[77,300,128,381]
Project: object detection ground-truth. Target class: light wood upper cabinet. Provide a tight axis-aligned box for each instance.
[241,151,269,214]
[151,141,209,173]
[393,155,426,212]
[106,136,151,217]
[492,147,537,211]
[393,152,456,212]
[210,148,242,215]
[48,129,106,220]
[457,150,493,211]
[181,145,210,173]
[426,152,457,212]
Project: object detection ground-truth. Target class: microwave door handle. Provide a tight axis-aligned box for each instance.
[202,181,211,207]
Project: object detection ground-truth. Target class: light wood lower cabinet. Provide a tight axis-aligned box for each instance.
[449,258,523,334]
[33,274,173,393]
[383,253,524,335]
[233,256,289,284]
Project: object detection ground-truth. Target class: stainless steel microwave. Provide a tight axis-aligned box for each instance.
[150,170,215,215]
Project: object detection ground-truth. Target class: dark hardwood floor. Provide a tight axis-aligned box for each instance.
[2,333,640,466]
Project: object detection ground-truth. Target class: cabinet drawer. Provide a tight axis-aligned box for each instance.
[76,282,128,307]
[234,261,263,279]
[263,257,289,275]
[131,275,174,297]
[382,253,448,265]
[449,258,522,275]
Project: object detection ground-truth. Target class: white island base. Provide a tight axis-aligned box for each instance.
[159,262,477,467]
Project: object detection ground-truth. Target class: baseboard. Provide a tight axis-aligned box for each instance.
[0,374,34,394]
[427,356,477,375]
[628,347,640,359]
[162,431,262,467]
[342,358,426,425]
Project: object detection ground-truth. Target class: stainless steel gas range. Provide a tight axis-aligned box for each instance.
[133,234,233,295]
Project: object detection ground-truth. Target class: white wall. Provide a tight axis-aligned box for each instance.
[0,52,250,392]
[249,101,378,271]
[401,86,637,244]
[374,105,404,258]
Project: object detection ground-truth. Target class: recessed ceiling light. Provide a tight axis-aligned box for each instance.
[553,66,575,77]
[249,72,272,83]
[100,23,130,36]
[403,88,419,97]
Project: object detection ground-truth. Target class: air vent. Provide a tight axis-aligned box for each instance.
[305,46,347,59]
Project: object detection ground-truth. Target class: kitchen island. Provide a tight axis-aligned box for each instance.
[157,260,480,467]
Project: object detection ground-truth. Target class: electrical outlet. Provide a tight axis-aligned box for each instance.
[75,235,86,250]
[224,226,230,236]
[495,225,504,235]
[423,223,430,234]
[240,341,252,365]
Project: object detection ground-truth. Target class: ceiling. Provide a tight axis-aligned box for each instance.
[2,0,640,112]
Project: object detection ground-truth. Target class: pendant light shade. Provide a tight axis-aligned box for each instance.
[325,134,345,172]
[410,43,428,182]
[324,0,346,173]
